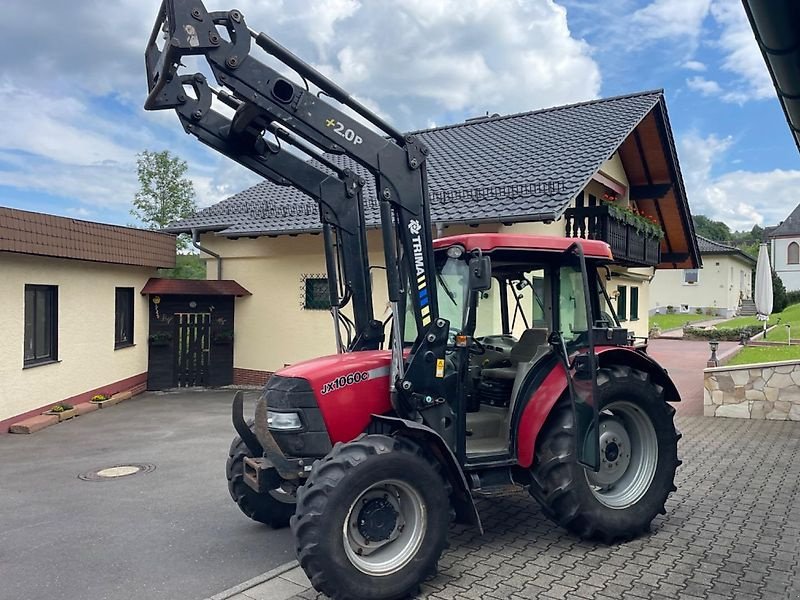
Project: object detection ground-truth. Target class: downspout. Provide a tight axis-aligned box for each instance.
[435,222,444,239]
[191,228,222,280]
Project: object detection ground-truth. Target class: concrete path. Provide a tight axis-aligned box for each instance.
[0,390,295,600]
[647,338,738,416]
[217,416,800,600]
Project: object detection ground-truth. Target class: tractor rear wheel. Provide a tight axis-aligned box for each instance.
[529,365,680,542]
[226,423,296,528]
[291,435,451,600]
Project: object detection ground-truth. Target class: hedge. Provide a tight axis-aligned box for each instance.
[682,325,764,342]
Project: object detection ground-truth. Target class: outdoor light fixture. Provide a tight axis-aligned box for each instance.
[267,410,303,431]
[708,340,719,367]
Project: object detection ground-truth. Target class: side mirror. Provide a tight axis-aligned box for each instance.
[468,256,492,291]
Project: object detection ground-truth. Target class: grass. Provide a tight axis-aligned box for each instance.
[727,345,800,366]
[716,315,768,329]
[718,303,800,342]
[721,303,800,366]
[650,312,709,331]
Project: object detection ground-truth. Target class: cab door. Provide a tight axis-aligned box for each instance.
[557,245,600,471]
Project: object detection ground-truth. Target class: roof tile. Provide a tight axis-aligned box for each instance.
[169,90,663,236]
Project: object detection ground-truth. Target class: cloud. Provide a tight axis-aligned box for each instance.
[686,76,722,96]
[683,60,707,72]
[257,0,601,124]
[709,0,773,103]
[679,132,800,229]
[631,0,712,44]
[0,0,602,224]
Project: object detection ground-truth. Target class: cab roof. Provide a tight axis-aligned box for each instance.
[432,233,614,261]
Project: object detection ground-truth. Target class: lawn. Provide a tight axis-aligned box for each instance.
[719,303,800,342]
[727,345,800,366]
[650,312,709,331]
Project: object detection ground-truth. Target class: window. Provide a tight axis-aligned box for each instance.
[683,269,699,285]
[24,285,57,366]
[304,277,329,310]
[617,285,627,322]
[788,242,799,265]
[630,286,639,321]
[115,288,135,348]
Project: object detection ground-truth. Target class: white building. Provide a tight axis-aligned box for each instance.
[769,205,800,291]
[650,236,755,318]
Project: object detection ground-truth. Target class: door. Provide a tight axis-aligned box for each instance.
[558,245,600,471]
[175,312,211,387]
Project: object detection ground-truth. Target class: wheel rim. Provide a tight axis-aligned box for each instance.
[343,479,426,576]
[585,400,658,509]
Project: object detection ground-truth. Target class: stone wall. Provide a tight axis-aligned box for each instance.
[704,360,800,420]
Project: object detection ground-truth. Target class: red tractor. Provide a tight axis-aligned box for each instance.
[145,4,681,599]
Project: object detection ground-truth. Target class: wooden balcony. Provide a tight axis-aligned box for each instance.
[564,204,661,267]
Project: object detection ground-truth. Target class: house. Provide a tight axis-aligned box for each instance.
[768,203,800,291]
[168,90,700,384]
[649,236,755,318]
[0,207,175,429]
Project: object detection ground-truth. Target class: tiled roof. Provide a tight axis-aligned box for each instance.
[169,90,665,236]
[769,203,800,237]
[696,235,756,264]
[0,207,176,269]
[141,278,251,296]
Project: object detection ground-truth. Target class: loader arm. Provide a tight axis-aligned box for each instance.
[145,0,452,433]
[146,71,383,350]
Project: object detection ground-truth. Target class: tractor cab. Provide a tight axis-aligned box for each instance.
[412,234,631,464]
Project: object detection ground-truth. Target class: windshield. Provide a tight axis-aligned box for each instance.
[404,256,469,342]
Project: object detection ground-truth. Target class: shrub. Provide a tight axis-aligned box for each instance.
[666,305,675,314]
[785,290,800,307]
[695,307,703,315]
[682,325,764,342]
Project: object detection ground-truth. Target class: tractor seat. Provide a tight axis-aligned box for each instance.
[481,328,548,381]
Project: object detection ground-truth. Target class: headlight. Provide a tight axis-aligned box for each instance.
[267,410,303,431]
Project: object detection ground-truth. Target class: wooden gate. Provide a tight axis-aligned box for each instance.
[175,312,211,387]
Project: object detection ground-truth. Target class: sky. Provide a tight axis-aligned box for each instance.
[0,0,796,232]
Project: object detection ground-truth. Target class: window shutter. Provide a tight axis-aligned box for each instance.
[617,285,627,321]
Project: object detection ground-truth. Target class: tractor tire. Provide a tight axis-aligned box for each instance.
[291,435,451,600]
[226,423,296,529]
[529,365,681,543]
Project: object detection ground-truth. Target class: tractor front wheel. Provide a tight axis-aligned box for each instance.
[529,365,680,542]
[226,426,296,528]
[291,435,451,600]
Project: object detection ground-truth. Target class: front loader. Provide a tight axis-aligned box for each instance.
[144,4,682,599]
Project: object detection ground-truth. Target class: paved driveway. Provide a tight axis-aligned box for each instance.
[648,338,738,416]
[285,415,800,599]
[0,390,294,600]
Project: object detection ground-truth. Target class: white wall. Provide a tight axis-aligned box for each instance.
[771,237,800,291]
[649,253,752,317]
[0,253,154,422]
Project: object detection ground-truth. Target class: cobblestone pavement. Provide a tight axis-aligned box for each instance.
[277,416,800,600]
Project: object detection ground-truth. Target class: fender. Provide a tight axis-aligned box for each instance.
[516,346,681,469]
[372,415,483,533]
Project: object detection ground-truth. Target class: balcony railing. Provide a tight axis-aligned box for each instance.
[564,204,661,267]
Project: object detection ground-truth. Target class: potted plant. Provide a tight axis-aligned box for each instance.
[212,330,234,345]
[148,331,172,346]
[45,402,77,422]
[90,393,113,408]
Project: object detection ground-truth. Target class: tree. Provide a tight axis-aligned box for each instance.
[692,215,731,241]
[159,254,206,280]
[773,267,788,313]
[131,150,196,249]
